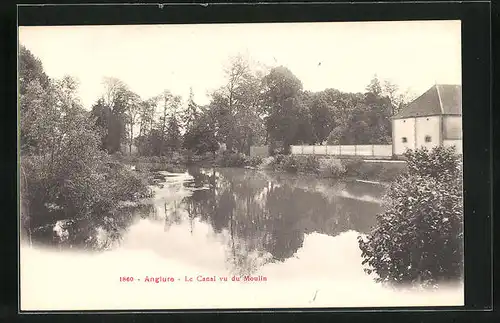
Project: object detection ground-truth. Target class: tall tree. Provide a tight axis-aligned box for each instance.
[92,77,131,153]
[366,75,383,96]
[157,90,182,155]
[382,80,416,116]
[183,87,199,132]
[19,45,50,96]
[261,66,304,153]
[90,98,110,151]
[123,90,142,155]
[138,96,159,139]
[211,54,259,153]
[165,114,182,152]
[183,112,219,155]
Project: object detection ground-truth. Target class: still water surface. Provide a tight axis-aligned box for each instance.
[20,167,464,310]
[147,167,383,275]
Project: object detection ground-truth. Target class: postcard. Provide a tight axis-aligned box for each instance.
[19,20,464,311]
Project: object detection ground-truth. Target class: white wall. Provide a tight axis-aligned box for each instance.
[393,117,416,155]
[443,116,462,140]
[290,145,392,157]
[416,115,441,150]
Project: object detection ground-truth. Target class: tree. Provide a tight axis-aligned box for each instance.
[165,114,182,152]
[91,77,131,153]
[358,146,463,286]
[183,87,199,132]
[366,75,383,96]
[361,91,393,144]
[90,98,110,150]
[19,45,50,96]
[183,112,219,155]
[382,80,417,116]
[157,90,182,155]
[261,66,304,153]
[205,54,267,155]
[19,49,151,243]
[123,90,142,155]
[309,89,343,144]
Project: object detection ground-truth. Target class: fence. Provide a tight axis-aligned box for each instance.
[290,144,393,158]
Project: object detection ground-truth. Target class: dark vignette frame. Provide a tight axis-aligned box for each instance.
[1,1,493,322]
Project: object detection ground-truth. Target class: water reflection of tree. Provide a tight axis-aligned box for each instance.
[31,203,156,251]
[181,167,383,275]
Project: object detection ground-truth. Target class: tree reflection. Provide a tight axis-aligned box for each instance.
[181,168,383,275]
[31,203,156,251]
[31,166,383,275]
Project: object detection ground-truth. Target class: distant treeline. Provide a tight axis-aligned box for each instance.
[21,45,415,159]
[86,56,415,156]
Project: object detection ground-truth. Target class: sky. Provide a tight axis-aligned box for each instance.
[18,21,461,110]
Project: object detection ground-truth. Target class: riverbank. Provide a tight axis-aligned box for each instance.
[120,153,407,183]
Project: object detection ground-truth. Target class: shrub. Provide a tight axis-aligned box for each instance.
[297,155,320,174]
[105,162,153,201]
[268,154,320,174]
[404,146,461,182]
[260,156,275,169]
[247,156,263,167]
[22,153,153,230]
[282,155,299,173]
[320,158,346,178]
[358,147,463,286]
[341,157,365,177]
[273,154,286,166]
[216,152,248,167]
[150,156,160,164]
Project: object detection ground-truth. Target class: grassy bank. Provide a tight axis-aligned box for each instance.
[116,152,263,172]
[116,152,406,183]
[264,154,407,182]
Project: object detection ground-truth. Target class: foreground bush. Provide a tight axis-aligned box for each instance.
[22,154,153,228]
[358,146,463,286]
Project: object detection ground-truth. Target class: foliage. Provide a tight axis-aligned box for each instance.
[165,114,182,151]
[282,155,299,173]
[319,158,346,178]
[19,47,151,233]
[19,45,50,96]
[89,78,136,154]
[216,152,248,168]
[358,147,463,286]
[262,66,306,153]
[404,146,461,182]
[207,55,266,154]
[296,155,321,174]
[269,155,320,174]
[247,156,263,168]
[183,113,219,155]
[182,87,200,131]
[341,157,365,177]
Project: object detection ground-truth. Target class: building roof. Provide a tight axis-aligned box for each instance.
[393,84,462,119]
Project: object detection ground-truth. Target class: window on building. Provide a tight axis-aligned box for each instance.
[402,137,407,143]
[425,135,432,143]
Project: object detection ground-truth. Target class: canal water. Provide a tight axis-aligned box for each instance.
[20,167,464,310]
